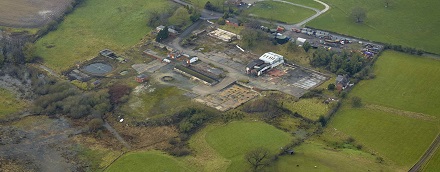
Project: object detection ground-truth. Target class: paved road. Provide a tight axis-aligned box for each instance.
[295,0,330,27]
[173,0,330,29]
[409,133,440,172]
[268,0,330,29]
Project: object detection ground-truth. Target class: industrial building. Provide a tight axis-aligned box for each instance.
[246,52,284,76]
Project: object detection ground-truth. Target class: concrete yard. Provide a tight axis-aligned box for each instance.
[250,65,328,97]
[195,83,259,111]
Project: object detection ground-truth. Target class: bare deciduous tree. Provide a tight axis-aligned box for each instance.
[245,147,271,171]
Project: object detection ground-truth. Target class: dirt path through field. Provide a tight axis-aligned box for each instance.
[365,104,437,121]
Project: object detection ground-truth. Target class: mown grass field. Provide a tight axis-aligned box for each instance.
[284,0,326,10]
[121,86,192,120]
[0,88,27,119]
[35,0,170,73]
[186,121,293,171]
[330,106,439,168]
[245,1,316,24]
[106,150,191,172]
[206,121,293,171]
[350,51,440,117]
[307,0,440,54]
[284,98,330,121]
[323,51,440,170]
[270,141,397,171]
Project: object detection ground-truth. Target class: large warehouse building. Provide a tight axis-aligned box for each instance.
[246,52,284,76]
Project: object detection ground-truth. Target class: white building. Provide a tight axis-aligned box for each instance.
[259,52,284,68]
[246,52,284,76]
[296,37,306,46]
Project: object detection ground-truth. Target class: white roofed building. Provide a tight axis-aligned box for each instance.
[246,52,284,76]
[259,52,284,68]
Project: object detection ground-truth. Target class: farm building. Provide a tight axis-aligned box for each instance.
[225,18,240,27]
[246,52,284,76]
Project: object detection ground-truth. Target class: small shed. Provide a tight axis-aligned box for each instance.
[135,74,148,83]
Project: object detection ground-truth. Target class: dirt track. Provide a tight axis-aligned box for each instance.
[0,0,73,28]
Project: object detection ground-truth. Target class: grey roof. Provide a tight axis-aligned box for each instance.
[336,75,344,82]
[246,59,265,69]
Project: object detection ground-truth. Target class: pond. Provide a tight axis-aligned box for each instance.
[82,62,113,75]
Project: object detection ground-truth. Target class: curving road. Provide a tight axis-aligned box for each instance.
[295,0,330,27]
[173,0,330,29]
[268,0,330,29]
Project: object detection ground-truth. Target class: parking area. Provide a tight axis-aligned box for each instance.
[284,27,383,56]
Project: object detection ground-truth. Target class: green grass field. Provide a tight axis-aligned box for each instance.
[423,148,440,172]
[270,141,397,171]
[307,0,440,54]
[188,121,292,171]
[121,86,192,120]
[330,106,439,168]
[284,0,326,10]
[35,0,170,73]
[245,1,316,24]
[350,51,440,117]
[284,98,330,121]
[0,88,27,119]
[322,51,440,170]
[106,150,191,172]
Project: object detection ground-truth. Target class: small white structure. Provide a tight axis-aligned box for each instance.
[189,57,199,64]
[259,52,284,68]
[296,37,307,46]
[163,59,171,63]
